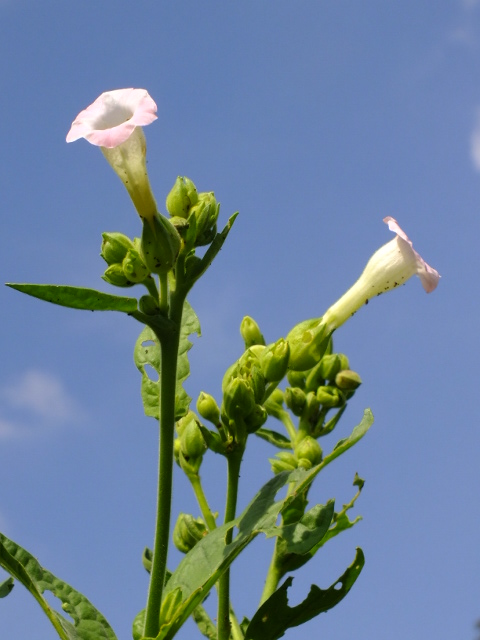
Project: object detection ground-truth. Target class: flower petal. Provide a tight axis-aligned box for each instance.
[383,216,440,293]
[66,88,157,148]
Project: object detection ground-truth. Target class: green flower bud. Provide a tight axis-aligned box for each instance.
[140,213,181,275]
[318,353,350,381]
[223,378,256,419]
[139,294,160,316]
[189,192,219,246]
[270,451,298,474]
[304,390,321,421]
[286,318,330,372]
[173,513,207,554]
[295,436,323,467]
[335,369,362,390]
[101,232,135,265]
[316,385,345,408]
[122,248,149,283]
[180,417,206,459]
[196,392,220,425]
[284,387,306,416]
[166,176,198,219]
[240,316,265,348]
[286,369,306,389]
[102,263,133,287]
[159,587,183,628]
[260,339,290,382]
[244,404,268,434]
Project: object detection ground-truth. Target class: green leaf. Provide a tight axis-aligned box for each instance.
[134,301,201,420]
[273,501,334,555]
[0,532,117,640]
[6,284,138,313]
[0,575,14,597]
[191,604,217,639]
[244,548,365,640]
[254,428,292,449]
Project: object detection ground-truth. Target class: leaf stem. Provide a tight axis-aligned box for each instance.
[217,449,243,640]
[259,540,283,605]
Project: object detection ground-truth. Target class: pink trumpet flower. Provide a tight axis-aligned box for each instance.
[323,217,440,333]
[66,89,158,223]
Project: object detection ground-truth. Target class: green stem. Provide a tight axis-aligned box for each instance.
[159,273,169,314]
[259,541,283,605]
[143,275,159,301]
[217,450,243,640]
[189,473,217,531]
[144,295,184,638]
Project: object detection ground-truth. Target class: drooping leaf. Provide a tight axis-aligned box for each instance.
[134,301,201,420]
[244,548,365,640]
[0,532,117,640]
[6,284,138,313]
[255,428,292,449]
[191,603,216,639]
[0,575,14,597]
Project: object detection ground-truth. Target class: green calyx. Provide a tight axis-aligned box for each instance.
[286,318,330,371]
[166,176,199,219]
[101,231,135,265]
[140,213,181,275]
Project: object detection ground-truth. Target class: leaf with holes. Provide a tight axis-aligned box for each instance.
[0,532,117,640]
[134,301,201,420]
[244,548,365,640]
[150,409,372,639]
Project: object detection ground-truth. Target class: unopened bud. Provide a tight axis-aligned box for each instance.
[189,192,219,246]
[223,378,256,419]
[284,387,306,416]
[318,353,350,381]
[316,386,345,408]
[260,339,290,382]
[180,417,206,459]
[166,176,199,219]
[196,392,220,425]
[295,436,323,467]
[173,513,207,554]
[140,214,181,275]
[159,587,183,628]
[139,294,160,316]
[122,248,149,283]
[240,316,265,348]
[102,263,133,287]
[244,404,268,433]
[335,369,362,390]
[287,318,330,371]
[101,232,134,265]
[270,451,298,474]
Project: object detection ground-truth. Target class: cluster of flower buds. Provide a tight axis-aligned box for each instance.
[174,411,207,476]
[101,232,151,287]
[172,513,208,554]
[166,176,220,248]
[221,349,268,438]
[285,347,362,439]
[270,434,323,474]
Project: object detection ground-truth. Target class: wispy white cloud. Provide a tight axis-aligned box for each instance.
[470,110,480,171]
[0,370,82,439]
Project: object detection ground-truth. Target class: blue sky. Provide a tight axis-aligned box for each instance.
[0,1,479,639]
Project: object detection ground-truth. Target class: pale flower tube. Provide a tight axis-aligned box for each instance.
[322,217,440,333]
[66,88,158,223]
